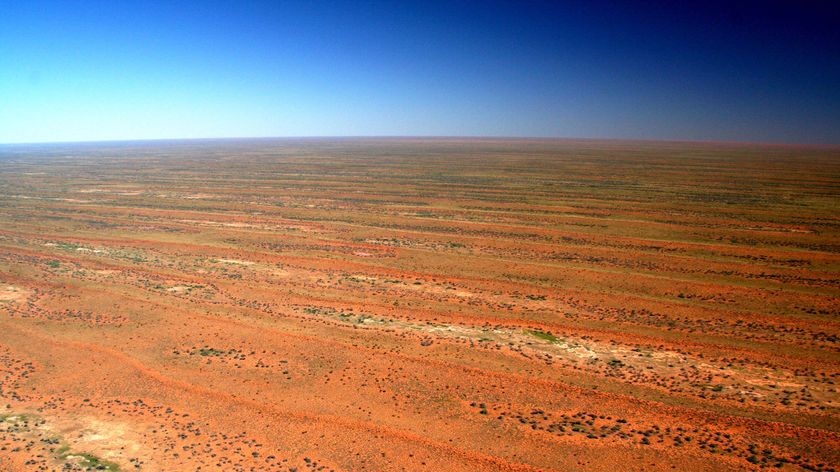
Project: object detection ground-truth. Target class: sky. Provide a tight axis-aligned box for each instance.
[1,0,839,144]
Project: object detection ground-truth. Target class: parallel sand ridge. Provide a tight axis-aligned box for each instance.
[0,138,838,471]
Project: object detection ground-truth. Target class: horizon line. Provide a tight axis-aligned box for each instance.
[2,135,839,149]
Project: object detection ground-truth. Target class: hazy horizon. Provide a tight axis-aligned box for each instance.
[4,135,840,148]
[2,1,839,145]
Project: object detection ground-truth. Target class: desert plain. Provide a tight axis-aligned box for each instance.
[0,138,838,471]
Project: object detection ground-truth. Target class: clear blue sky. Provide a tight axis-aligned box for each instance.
[1,0,839,144]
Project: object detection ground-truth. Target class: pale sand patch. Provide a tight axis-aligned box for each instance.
[60,198,94,203]
[46,415,145,464]
[0,285,29,302]
[214,258,254,266]
[75,247,105,253]
[745,378,804,388]
[349,274,378,281]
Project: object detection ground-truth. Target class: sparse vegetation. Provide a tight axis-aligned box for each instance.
[0,139,837,471]
[526,329,559,343]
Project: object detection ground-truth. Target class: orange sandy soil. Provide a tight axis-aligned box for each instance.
[0,138,838,471]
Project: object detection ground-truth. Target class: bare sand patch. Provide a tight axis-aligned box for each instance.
[214,258,255,265]
[0,285,29,303]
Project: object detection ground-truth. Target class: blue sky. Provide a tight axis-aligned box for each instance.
[1,0,839,144]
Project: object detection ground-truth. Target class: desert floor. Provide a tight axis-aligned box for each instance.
[0,138,837,471]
